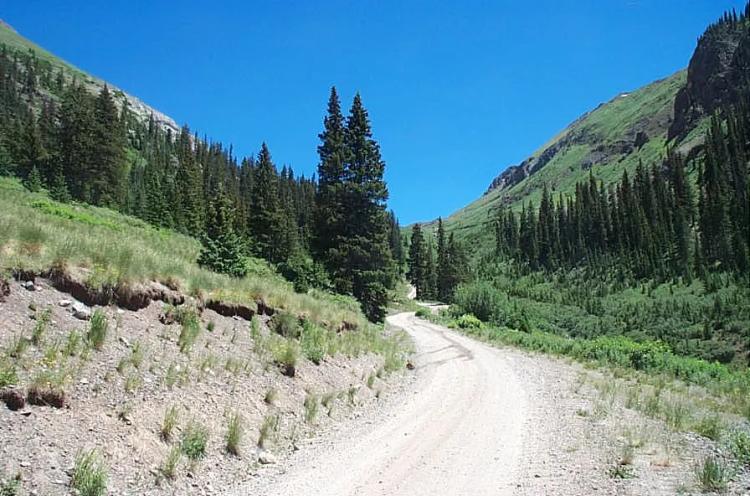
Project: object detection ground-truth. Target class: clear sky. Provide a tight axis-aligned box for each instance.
[2,1,745,224]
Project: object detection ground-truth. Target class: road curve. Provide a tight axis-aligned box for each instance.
[245,312,528,496]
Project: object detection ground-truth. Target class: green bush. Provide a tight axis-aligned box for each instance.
[415,307,431,318]
[730,430,750,465]
[455,314,483,329]
[181,421,208,460]
[454,281,503,322]
[277,254,330,293]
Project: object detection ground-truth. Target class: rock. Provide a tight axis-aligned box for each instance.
[71,302,91,320]
[22,280,36,291]
[118,336,131,347]
[58,299,72,307]
[258,451,277,465]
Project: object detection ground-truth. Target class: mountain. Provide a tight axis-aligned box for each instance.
[431,6,750,253]
[0,19,179,134]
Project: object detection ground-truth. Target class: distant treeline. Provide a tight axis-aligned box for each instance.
[493,98,749,279]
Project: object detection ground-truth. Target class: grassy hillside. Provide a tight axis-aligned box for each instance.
[429,70,691,251]
[0,176,377,332]
[0,20,87,78]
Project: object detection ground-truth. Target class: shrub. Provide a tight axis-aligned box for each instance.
[181,421,208,460]
[277,254,330,293]
[272,312,301,339]
[454,281,503,322]
[729,430,750,465]
[695,455,730,492]
[455,314,483,329]
[87,310,108,350]
[415,307,431,318]
[225,411,244,456]
[694,414,724,441]
[0,473,20,496]
[71,449,108,496]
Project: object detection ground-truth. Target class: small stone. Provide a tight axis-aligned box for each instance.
[72,302,91,321]
[22,281,35,291]
[258,451,277,465]
[58,299,72,307]
[118,336,131,347]
[20,462,30,468]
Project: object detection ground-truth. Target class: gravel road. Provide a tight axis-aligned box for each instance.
[240,312,529,496]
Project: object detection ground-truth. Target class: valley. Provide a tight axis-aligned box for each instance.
[1,2,749,495]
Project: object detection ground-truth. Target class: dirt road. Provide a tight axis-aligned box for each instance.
[242,312,528,496]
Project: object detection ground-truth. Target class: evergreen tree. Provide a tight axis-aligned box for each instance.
[23,164,43,192]
[334,93,395,321]
[91,84,126,207]
[174,126,205,235]
[313,87,348,273]
[407,223,428,299]
[249,143,284,262]
[198,190,248,278]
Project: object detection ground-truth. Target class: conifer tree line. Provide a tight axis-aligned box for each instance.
[0,44,403,321]
[493,95,750,280]
[407,218,468,302]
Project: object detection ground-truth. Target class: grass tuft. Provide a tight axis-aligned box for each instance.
[87,310,108,350]
[161,405,179,442]
[225,411,243,456]
[258,414,279,449]
[71,449,108,496]
[161,446,181,480]
[304,393,319,424]
[695,455,730,493]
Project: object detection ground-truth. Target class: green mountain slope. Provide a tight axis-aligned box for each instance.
[0,19,179,133]
[430,10,749,254]
[433,71,691,250]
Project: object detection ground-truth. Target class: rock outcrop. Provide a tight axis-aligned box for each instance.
[669,14,750,140]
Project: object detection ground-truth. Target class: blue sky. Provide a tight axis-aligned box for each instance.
[3,1,745,224]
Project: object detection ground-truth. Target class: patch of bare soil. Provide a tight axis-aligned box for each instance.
[0,278,408,495]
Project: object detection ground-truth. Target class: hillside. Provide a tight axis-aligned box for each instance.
[431,10,749,252]
[0,176,410,494]
[0,20,178,134]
